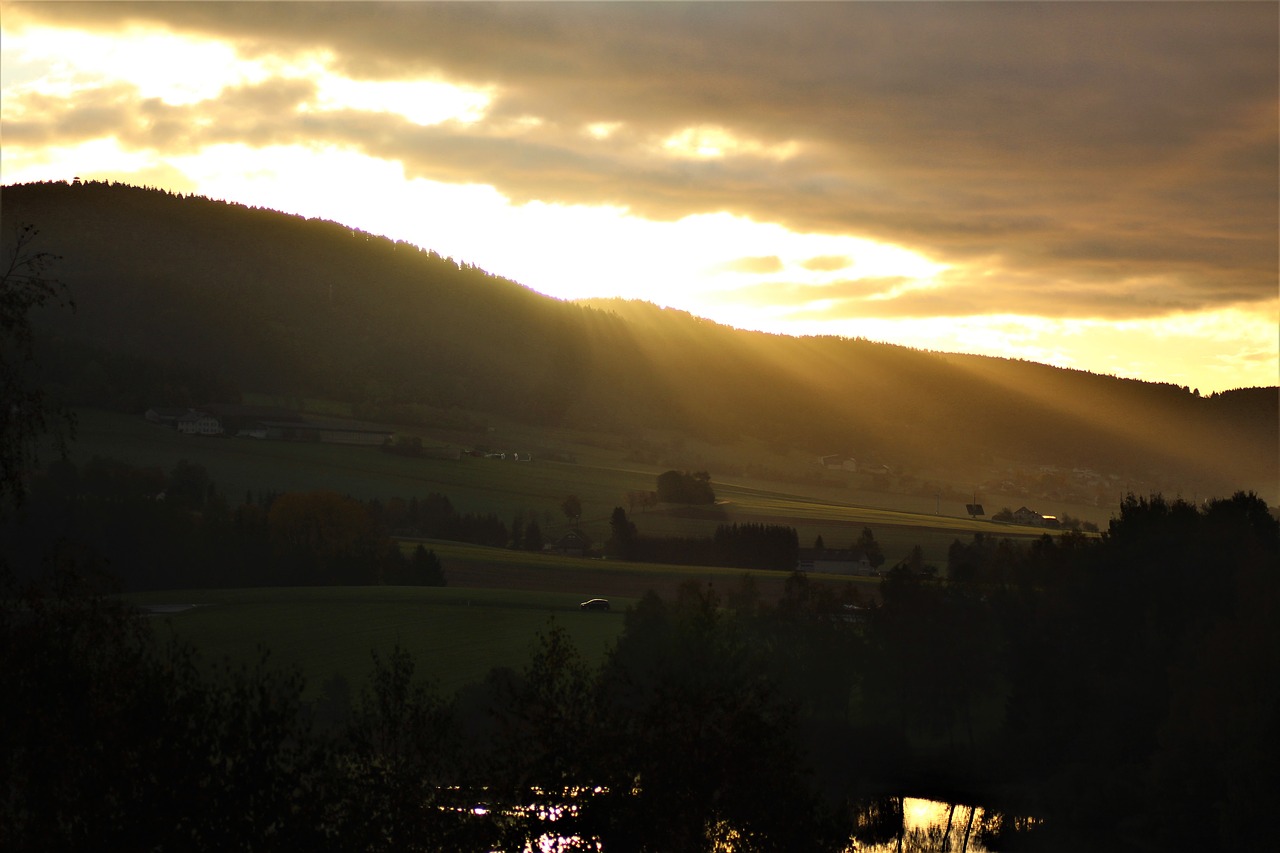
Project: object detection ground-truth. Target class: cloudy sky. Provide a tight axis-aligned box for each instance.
[3,1,1276,393]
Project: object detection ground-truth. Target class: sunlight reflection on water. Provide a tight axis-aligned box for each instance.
[477,793,1017,852]
[852,798,991,853]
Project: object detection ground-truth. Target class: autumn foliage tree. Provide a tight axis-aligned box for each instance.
[268,490,394,583]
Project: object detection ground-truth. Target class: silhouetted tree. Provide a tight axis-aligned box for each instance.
[1,223,74,513]
[587,583,842,850]
[892,544,934,577]
[714,522,799,570]
[626,489,658,514]
[406,544,446,586]
[338,644,477,850]
[164,458,211,510]
[483,624,601,849]
[2,567,338,850]
[656,469,716,505]
[523,518,544,552]
[560,494,582,525]
[606,506,638,559]
[851,526,885,569]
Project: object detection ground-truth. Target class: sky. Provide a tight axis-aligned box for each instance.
[2,1,1277,394]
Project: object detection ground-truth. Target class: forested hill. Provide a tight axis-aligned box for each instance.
[4,180,1276,501]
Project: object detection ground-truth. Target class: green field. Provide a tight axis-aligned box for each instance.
[81,404,1070,700]
[128,586,632,700]
[125,546,873,700]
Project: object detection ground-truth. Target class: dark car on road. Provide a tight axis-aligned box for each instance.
[579,598,610,611]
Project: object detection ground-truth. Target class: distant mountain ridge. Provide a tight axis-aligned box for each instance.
[4,180,1275,502]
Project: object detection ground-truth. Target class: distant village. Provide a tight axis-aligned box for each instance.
[816,452,1118,532]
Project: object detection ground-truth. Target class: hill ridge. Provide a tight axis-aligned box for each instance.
[4,180,1275,503]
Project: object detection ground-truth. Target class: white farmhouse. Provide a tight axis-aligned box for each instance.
[176,409,223,436]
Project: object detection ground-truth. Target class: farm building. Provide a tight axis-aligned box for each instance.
[551,528,593,557]
[1012,506,1057,527]
[175,410,224,435]
[820,454,858,471]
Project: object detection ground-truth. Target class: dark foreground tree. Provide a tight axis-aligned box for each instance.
[1,224,75,514]
[1,567,338,851]
[523,518,544,552]
[479,624,603,851]
[471,584,850,851]
[585,584,844,850]
[986,492,1280,848]
[336,645,483,852]
[2,565,499,852]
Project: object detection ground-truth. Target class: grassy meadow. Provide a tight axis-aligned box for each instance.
[128,586,633,700]
[77,404,1068,697]
[123,546,875,702]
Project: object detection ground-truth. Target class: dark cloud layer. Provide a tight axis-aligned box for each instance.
[9,1,1277,321]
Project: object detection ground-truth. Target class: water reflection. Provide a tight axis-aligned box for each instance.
[471,791,1027,852]
[851,798,990,853]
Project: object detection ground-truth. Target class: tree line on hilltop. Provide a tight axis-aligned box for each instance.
[5,180,1276,502]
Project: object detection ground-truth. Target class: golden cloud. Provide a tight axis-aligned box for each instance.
[6,1,1277,324]
[800,255,852,273]
[718,256,785,275]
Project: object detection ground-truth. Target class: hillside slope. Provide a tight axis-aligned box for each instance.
[5,181,1275,501]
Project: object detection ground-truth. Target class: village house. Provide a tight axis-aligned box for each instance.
[1011,506,1058,527]
[550,528,593,557]
[819,455,858,471]
[175,409,223,436]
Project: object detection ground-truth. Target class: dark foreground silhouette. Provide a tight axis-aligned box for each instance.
[4,491,1277,851]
